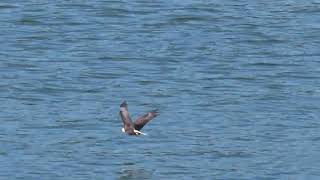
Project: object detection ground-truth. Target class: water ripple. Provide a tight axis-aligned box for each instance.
[0,1,320,179]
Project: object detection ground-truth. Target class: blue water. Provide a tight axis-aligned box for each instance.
[1,1,320,179]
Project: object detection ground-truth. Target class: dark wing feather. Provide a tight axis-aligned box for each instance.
[134,110,159,131]
[119,101,135,135]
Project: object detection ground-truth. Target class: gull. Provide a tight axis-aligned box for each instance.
[119,101,159,136]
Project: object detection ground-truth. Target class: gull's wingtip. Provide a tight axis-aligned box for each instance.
[151,109,160,116]
[120,100,127,107]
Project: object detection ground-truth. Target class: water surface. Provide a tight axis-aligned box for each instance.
[0,1,320,179]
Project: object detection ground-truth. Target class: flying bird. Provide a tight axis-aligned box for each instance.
[119,101,159,136]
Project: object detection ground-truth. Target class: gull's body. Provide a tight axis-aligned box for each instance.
[121,128,147,135]
[119,101,159,136]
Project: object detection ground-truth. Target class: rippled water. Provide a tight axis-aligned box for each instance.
[1,1,320,179]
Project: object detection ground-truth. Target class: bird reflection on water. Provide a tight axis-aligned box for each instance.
[117,162,154,180]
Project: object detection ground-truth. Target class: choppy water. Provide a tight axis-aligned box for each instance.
[1,1,320,179]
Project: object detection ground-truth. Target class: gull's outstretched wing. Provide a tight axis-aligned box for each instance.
[119,101,135,135]
[134,110,159,131]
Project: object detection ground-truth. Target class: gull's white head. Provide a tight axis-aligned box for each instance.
[134,129,147,135]
[121,128,147,135]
